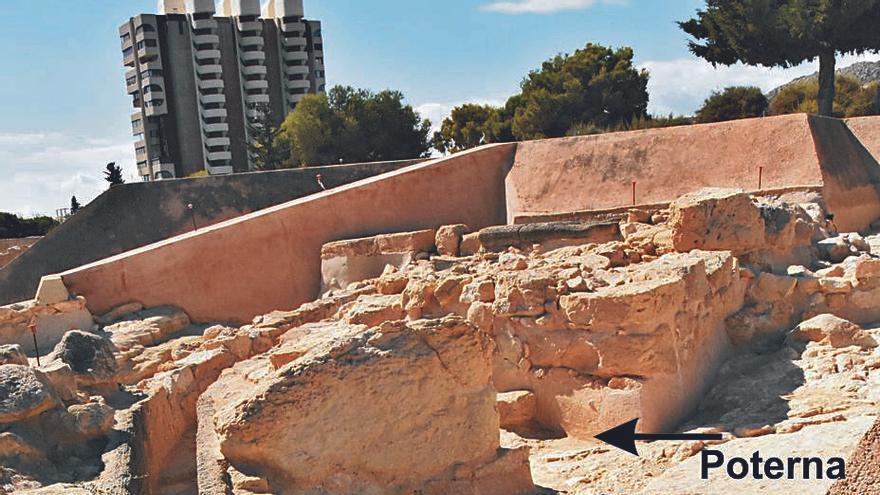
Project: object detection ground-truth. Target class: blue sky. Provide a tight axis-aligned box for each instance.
[1,0,878,215]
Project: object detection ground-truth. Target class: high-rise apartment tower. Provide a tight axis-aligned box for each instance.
[120,0,325,180]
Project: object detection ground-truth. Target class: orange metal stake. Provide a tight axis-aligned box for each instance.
[632,181,637,206]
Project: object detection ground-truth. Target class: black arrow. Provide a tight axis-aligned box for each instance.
[594,418,723,456]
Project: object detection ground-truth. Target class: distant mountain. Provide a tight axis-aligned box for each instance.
[767,61,880,100]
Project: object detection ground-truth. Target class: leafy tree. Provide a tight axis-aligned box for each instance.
[433,104,500,154]
[695,86,768,123]
[104,162,125,187]
[0,213,59,238]
[70,196,81,214]
[246,103,289,171]
[770,75,880,117]
[680,1,880,116]
[278,86,432,167]
[511,43,649,139]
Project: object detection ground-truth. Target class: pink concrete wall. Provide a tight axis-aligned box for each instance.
[505,114,824,222]
[810,116,880,232]
[846,116,880,161]
[60,145,516,323]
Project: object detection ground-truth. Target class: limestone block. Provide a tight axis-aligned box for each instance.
[669,188,765,254]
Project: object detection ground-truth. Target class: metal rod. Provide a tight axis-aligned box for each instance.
[28,322,40,367]
[758,166,764,190]
[632,181,637,206]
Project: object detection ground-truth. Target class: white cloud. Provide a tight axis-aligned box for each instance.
[481,0,623,14]
[641,52,880,116]
[0,132,136,217]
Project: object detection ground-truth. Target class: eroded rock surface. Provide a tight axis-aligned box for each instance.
[4,187,880,495]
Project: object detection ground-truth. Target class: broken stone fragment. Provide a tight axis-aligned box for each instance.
[790,314,878,349]
[0,364,59,424]
[668,188,765,254]
[436,224,469,256]
[497,390,537,432]
[200,316,533,494]
[0,344,28,366]
[46,330,118,386]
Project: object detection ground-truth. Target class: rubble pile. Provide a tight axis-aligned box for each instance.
[2,188,880,494]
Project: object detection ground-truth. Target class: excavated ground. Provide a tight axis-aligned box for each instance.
[2,188,880,494]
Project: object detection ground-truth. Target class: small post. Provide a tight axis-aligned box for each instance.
[316,174,326,191]
[187,203,197,231]
[28,320,40,367]
[632,181,637,206]
[758,166,764,190]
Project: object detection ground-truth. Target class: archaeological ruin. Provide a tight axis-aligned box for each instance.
[2,113,880,494]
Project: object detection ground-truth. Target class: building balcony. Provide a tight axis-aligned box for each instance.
[239,35,264,47]
[240,50,266,62]
[144,104,168,117]
[195,49,222,60]
[283,50,308,62]
[286,79,311,90]
[241,65,267,76]
[282,19,304,32]
[123,51,136,67]
[152,162,176,180]
[202,108,228,119]
[206,151,233,162]
[137,46,160,62]
[198,78,224,90]
[237,20,262,32]
[193,34,220,45]
[126,78,140,95]
[285,64,309,76]
[196,64,223,75]
[246,93,271,105]
[193,18,218,30]
[200,93,226,105]
[141,75,165,89]
[205,136,231,147]
[135,30,158,43]
[204,122,229,133]
[244,79,269,91]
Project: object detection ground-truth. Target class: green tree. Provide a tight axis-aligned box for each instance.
[0,213,59,238]
[433,104,499,154]
[278,86,432,167]
[246,103,289,171]
[511,43,649,139]
[770,75,880,117]
[680,1,880,116]
[695,86,768,123]
[70,196,81,214]
[104,162,125,187]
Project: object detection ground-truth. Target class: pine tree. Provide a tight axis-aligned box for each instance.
[104,162,125,188]
[246,103,288,171]
[680,1,880,116]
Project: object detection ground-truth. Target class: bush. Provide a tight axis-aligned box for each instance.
[696,86,768,123]
[770,75,879,117]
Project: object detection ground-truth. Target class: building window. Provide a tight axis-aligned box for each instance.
[136,24,156,33]
[132,119,142,132]
[120,33,132,45]
[313,43,323,51]
[133,132,145,141]
[135,146,146,155]
[123,47,134,58]
[144,84,163,93]
[141,69,163,79]
[137,39,158,50]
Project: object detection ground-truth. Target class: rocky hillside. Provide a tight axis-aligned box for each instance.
[2,188,880,494]
[767,60,880,100]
